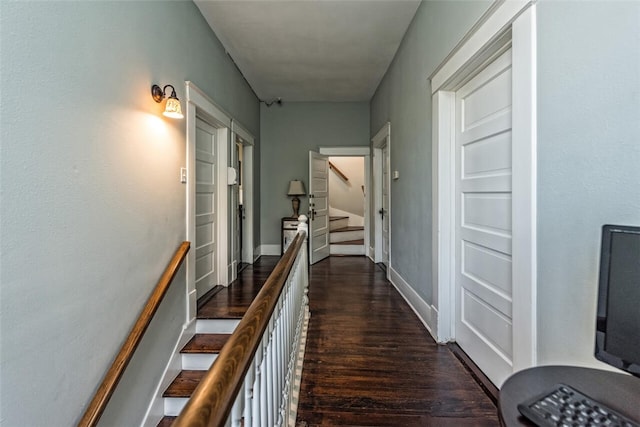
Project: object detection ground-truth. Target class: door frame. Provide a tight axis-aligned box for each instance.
[371,122,391,275]
[430,1,537,373]
[318,146,371,259]
[231,120,255,279]
[185,81,231,322]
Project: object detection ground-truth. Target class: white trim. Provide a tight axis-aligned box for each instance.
[430,0,537,373]
[319,146,369,156]
[260,244,281,256]
[388,266,437,341]
[510,4,537,371]
[432,91,456,343]
[185,81,231,321]
[317,146,372,257]
[231,121,256,267]
[141,320,196,427]
[372,148,383,263]
[185,82,231,127]
[430,0,534,93]
[241,144,255,264]
[371,122,391,275]
[232,119,255,145]
[253,247,261,263]
[371,122,390,148]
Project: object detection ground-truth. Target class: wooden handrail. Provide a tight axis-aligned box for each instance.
[329,161,349,182]
[78,241,191,427]
[173,231,306,427]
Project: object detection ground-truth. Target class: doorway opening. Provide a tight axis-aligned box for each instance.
[327,156,366,256]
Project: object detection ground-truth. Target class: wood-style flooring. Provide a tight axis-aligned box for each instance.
[296,256,499,426]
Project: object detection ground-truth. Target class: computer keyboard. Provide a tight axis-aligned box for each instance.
[517,383,639,427]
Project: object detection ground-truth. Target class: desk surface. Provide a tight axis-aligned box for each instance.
[499,365,640,426]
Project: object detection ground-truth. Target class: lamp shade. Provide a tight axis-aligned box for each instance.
[287,180,306,196]
[163,97,184,119]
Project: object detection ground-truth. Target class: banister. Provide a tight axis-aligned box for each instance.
[173,231,307,427]
[329,161,349,182]
[78,241,191,427]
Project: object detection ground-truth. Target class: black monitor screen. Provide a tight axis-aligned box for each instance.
[595,225,640,377]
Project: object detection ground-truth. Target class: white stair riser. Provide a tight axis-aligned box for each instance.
[329,218,349,231]
[330,230,364,243]
[196,319,239,334]
[330,245,365,255]
[181,353,218,370]
[164,397,189,416]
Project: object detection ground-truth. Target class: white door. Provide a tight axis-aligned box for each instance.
[381,145,390,269]
[231,141,241,278]
[309,151,330,264]
[455,48,513,386]
[195,118,219,298]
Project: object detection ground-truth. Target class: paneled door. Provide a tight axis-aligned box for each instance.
[195,118,218,298]
[381,144,390,269]
[309,151,330,264]
[455,48,514,386]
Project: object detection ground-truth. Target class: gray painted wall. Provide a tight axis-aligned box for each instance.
[536,0,640,366]
[371,0,640,369]
[0,2,259,426]
[370,1,492,303]
[260,102,369,246]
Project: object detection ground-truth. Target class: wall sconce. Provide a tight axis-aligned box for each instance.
[287,180,306,218]
[151,84,184,119]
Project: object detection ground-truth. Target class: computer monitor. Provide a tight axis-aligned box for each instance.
[595,224,640,377]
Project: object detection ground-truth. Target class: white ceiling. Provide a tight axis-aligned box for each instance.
[194,0,421,102]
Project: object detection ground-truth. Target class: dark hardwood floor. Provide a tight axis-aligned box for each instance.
[197,256,280,319]
[194,255,498,426]
[296,256,499,426]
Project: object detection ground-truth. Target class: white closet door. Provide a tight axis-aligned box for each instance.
[195,118,218,298]
[455,48,514,386]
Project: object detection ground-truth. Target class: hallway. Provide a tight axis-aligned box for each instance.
[296,256,499,426]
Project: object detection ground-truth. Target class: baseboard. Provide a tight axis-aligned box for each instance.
[368,246,375,260]
[448,342,499,405]
[259,244,280,256]
[254,246,261,263]
[388,266,438,341]
[141,319,196,427]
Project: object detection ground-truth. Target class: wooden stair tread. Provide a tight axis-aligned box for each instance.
[181,334,230,353]
[163,370,207,397]
[331,239,364,245]
[157,416,176,427]
[196,310,246,320]
[331,226,364,232]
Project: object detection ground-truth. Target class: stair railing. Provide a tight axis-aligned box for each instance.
[77,241,191,427]
[173,216,310,427]
[328,161,349,182]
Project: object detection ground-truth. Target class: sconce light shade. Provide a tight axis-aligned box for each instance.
[163,96,183,119]
[151,84,184,119]
[287,180,306,196]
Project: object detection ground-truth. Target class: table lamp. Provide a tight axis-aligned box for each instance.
[287,180,306,218]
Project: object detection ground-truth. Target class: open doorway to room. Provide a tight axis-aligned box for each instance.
[327,156,366,256]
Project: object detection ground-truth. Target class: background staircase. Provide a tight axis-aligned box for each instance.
[329,216,364,255]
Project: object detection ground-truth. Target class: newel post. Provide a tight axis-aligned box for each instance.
[297,215,309,304]
[296,214,308,241]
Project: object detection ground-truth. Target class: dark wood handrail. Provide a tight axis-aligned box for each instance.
[173,231,306,427]
[78,241,191,427]
[329,161,349,182]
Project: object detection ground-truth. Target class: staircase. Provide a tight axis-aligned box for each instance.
[329,216,364,255]
[157,311,240,425]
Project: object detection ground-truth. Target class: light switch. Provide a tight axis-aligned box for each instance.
[393,170,400,180]
[180,167,187,183]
